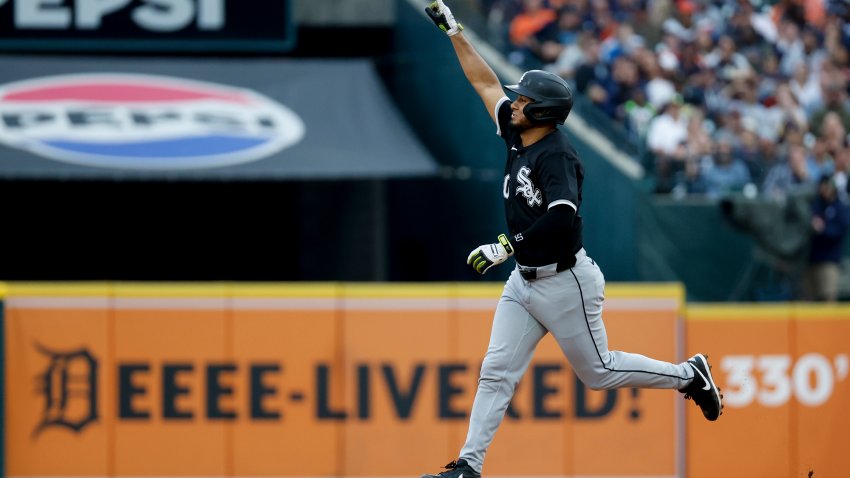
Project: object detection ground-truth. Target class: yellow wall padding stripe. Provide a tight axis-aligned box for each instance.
[603,282,684,300]
[0,282,340,298]
[688,303,850,321]
[687,304,792,321]
[4,281,111,297]
[0,281,684,301]
[792,303,850,320]
[343,283,455,299]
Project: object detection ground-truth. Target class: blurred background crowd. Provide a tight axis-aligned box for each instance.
[473,0,847,196]
[467,0,850,300]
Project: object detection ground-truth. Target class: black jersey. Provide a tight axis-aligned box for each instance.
[496,97,584,267]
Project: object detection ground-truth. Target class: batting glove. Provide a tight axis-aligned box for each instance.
[425,0,464,36]
[467,234,514,274]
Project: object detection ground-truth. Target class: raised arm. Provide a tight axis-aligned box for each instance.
[426,1,506,124]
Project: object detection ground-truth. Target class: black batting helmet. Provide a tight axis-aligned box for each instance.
[504,70,574,124]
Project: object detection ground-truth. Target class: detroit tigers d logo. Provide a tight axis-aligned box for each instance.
[33,343,99,436]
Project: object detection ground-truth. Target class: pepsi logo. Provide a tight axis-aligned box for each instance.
[0,73,305,170]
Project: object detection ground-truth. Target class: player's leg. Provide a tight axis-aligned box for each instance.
[422,270,546,478]
[527,249,722,420]
[528,249,691,390]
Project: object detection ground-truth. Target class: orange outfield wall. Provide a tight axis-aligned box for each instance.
[3,282,684,478]
[684,304,850,478]
[6,283,849,478]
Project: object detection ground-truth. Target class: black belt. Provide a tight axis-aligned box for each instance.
[518,260,573,281]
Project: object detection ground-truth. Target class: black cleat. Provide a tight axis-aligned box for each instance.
[680,353,723,421]
[420,459,481,478]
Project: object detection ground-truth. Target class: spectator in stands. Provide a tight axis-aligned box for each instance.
[737,127,769,185]
[526,4,588,70]
[600,54,643,120]
[819,110,848,156]
[765,81,810,137]
[704,132,753,198]
[506,0,558,69]
[800,24,828,75]
[636,47,677,111]
[474,0,850,205]
[672,156,710,198]
[536,4,584,47]
[600,22,639,62]
[693,19,716,57]
[646,95,689,192]
[806,131,836,182]
[779,118,807,153]
[762,143,814,199]
[803,173,850,301]
[809,74,850,135]
[573,34,612,111]
[833,145,850,202]
[713,108,746,142]
[770,0,808,30]
[661,0,697,44]
[628,0,664,46]
[704,34,754,83]
[789,62,824,117]
[588,0,619,42]
[681,62,721,111]
[624,87,656,144]
[775,15,807,77]
[726,0,768,65]
[654,29,685,75]
[756,49,785,105]
[758,128,783,181]
[670,108,713,197]
[546,28,593,79]
[684,107,713,161]
[676,37,707,81]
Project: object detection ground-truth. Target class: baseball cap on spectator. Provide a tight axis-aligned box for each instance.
[659,94,685,113]
[647,79,678,110]
[657,47,680,71]
[678,0,696,15]
[818,173,837,190]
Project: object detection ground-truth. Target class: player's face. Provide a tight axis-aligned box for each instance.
[510,95,535,130]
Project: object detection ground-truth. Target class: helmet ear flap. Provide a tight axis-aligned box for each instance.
[523,104,546,123]
[523,103,567,125]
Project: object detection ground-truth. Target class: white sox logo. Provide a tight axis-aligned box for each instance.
[515,166,542,206]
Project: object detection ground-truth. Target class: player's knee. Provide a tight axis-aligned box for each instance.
[478,364,513,392]
[477,374,503,393]
[585,380,614,391]
[577,370,616,391]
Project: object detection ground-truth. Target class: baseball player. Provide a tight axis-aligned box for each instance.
[421,3,723,478]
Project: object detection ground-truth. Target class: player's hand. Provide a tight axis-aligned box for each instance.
[425,0,464,36]
[467,234,514,274]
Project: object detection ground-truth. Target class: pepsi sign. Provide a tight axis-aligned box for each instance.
[0,0,294,53]
[0,73,306,170]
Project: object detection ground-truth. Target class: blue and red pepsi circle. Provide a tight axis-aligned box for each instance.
[0,73,305,170]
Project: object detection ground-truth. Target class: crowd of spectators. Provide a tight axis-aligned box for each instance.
[472,0,850,203]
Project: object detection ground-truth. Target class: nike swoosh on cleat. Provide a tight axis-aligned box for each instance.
[692,363,712,391]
